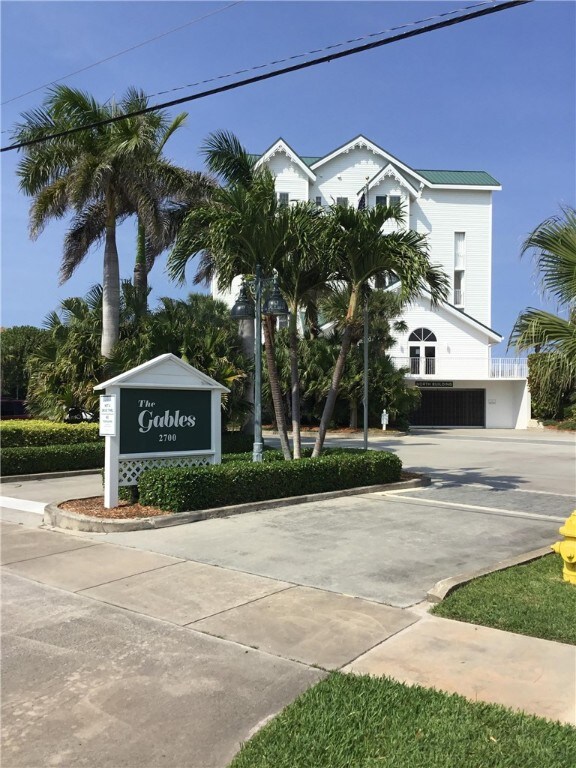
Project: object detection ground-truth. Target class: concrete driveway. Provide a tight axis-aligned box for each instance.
[1,428,573,608]
[2,427,575,766]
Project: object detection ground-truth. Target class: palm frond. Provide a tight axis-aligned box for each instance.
[201,130,256,187]
[521,206,576,308]
[61,202,108,282]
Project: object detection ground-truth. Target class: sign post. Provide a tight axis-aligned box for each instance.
[95,354,230,508]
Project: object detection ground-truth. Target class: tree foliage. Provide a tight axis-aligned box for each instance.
[12,85,204,356]
[510,206,576,401]
[0,325,49,399]
[26,287,250,426]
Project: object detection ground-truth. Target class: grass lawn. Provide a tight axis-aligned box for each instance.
[229,673,576,768]
[431,553,576,645]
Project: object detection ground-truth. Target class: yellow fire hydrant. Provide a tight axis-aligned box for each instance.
[551,510,576,585]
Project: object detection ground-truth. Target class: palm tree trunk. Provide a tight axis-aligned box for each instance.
[263,315,292,460]
[350,398,358,429]
[312,323,354,456]
[289,311,302,459]
[101,208,120,358]
[133,219,147,304]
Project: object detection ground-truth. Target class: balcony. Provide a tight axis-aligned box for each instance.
[390,357,528,380]
[453,288,463,306]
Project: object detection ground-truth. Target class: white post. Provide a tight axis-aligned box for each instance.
[103,385,120,508]
[211,388,222,464]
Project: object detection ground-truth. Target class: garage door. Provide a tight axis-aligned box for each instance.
[410,389,485,427]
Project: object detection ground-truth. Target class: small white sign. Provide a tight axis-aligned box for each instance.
[99,395,117,436]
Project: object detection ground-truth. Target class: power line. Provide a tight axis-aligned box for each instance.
[1,0,532,154]
[0,0,495,135]
[1,1,244,106]
[146,0,502,99]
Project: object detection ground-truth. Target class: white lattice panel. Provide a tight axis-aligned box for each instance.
[118,455,213,486]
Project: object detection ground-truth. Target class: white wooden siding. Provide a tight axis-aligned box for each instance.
[389,295,491,356]
[266,154,309,202]
[412,189,493,325]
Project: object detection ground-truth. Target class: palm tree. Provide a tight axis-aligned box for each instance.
[12,85,195,357]
[132,113,215,304]
[274,202,330,457]
[311,204,449,457]
[319,286,408,428]
[509,207,576,386]
[168,130,296,460]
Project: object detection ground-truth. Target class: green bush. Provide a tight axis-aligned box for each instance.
[528,353,574,420]
[1,423,253,452]
[2,442,105,475]
[0,420,102,448]
[139,451,402,513]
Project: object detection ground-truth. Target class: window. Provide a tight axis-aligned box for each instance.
[454,232,466,268]
[315,196,322,207]
[409,328,437,342]
[375,195,402,207]
[409,328,437,375]
[278,192,289,207]
[336,197,349,207]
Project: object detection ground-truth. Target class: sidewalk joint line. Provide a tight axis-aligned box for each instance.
[73,559,185,593]
[1,542,101,567]
[183,585,296,626]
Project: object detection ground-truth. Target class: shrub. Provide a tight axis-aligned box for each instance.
[0,420,102,448]
[1,442,105,475]
[139,450,402,513]
[528,353,575,420]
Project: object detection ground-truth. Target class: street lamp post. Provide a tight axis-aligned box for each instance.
[363,294,369,451]
[231,267,288,463]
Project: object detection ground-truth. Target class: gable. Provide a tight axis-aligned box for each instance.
[256,138,316,181]
[364,163,421,198]
[94,353,230,392]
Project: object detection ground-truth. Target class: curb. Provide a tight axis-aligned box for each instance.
[43,476,430,533]
[426,545,553,603]
[1,469,101,483]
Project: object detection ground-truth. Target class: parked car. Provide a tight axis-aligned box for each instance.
[0,398,30,419]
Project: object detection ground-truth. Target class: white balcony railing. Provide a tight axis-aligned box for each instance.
[390,357,527,379]
[453,289,463,306]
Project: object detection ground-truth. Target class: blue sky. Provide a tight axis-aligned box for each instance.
[1,1,575,355]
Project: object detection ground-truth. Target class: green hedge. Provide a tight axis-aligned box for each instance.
[139,451,402,513]
[1,421,252,452]
[0,420,102,448]
[2,442,105,476]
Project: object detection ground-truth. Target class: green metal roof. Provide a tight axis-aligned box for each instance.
[251,144,501,187]
[415,170,500,186]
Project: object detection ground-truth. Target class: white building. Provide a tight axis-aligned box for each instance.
[213,135,529,429]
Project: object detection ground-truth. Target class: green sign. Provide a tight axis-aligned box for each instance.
[120,388,211,455]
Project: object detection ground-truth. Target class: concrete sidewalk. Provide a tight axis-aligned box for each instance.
[2,520,574,752]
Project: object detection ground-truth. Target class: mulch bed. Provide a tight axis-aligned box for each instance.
[59,472,421,520]
[59,497,169,519]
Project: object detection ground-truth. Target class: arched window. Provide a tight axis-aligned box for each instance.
[408,328,437,342]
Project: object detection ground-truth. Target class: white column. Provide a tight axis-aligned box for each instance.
[104,385,120,508]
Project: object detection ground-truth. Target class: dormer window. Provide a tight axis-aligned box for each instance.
[375,195,402,207]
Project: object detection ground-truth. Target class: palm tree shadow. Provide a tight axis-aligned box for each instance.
[407,466,528,491]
